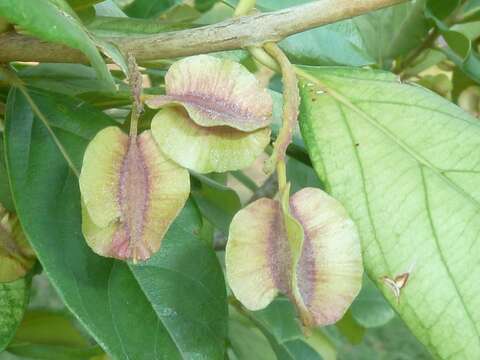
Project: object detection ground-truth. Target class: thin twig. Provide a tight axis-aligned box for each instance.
[0,0,407,64]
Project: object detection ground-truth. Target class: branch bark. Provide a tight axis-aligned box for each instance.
[0,0,406,64]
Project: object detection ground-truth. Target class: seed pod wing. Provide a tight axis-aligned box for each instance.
[146,55,273,132]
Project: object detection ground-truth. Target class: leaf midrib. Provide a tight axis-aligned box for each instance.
[335,102,392,275]
[307,75,480,348]
[318,94,480,354]
[314,78,480,211]
[420,166,480,342]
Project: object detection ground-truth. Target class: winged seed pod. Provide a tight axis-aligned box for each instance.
[146,55,273,173]
[0,211,36,282]
[79,127,190,262]
[226,187,363,327]
[458,85,480,117]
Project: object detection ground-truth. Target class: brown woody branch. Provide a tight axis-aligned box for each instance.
[0,0,406,64]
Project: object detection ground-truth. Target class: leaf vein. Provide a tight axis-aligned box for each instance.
[420,166,480,344]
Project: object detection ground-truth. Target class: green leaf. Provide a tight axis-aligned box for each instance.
[426,0,480,83]
[0,0,115,91]
[286,157,322,194]
[246,298,334,360]
[280,22,375,67]
[87,16,192,36]
[229,306,276,360]
[0,136,14,212]
[252,0,428,68]
[452,21,480,41]
[461,0,480,21]
[350,276,394,328]
[67,0,103,11]
[17,64,124,97]
[441,31,480,83]
[7,344,103,360]
[191,173,241,234]
[335,311,365,345]
[11,310,91,347]
[464,0,480,13]
[124,0,180,18]
[299,66,480,359]
[0,278,30,351]
[425,0,459,21]
[194,0,217,12]
[6,309,101,360]
[5,87,227,359]
[402,49,447,78]
[94,0,127,17]
[334,316,432,360]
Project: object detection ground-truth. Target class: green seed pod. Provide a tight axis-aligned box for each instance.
[146,55,273,173]
[226,187,363,327]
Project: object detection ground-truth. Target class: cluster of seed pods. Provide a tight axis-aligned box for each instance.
[79,55,363,327]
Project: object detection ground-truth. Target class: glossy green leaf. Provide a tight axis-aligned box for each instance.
[253,0,428,67]
[0,0,115,91]
[88,16,192,35]
[194,0,217,12]
[464,0,480,13]
[440,31,480,83]
[334,316,432,359]
[88,0,196,36]
[0,136,14,212]
[426,0,480,83]
[402,49,446,78]
[6,323,102,360]
[7,310,103,360]
[17,64,124,97]
[425,0,459,21]
[229,306,276,360]
[191,173,241,234]
[352,0,428,66]
[230,298,333,360]
[94,0,127,17]
[7,344,103,360]
[11,310,91,347]
[250,298,330,360]
[299,66,480,359]
[452,21,480,40]
[335,311,365,345]
[5,87,227,359]
[0,278,30,351]
[67,0,103,10]
[460,0,480,21]
[286,157,322,194]
[124,0,180,18]
[351,277,394,328]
